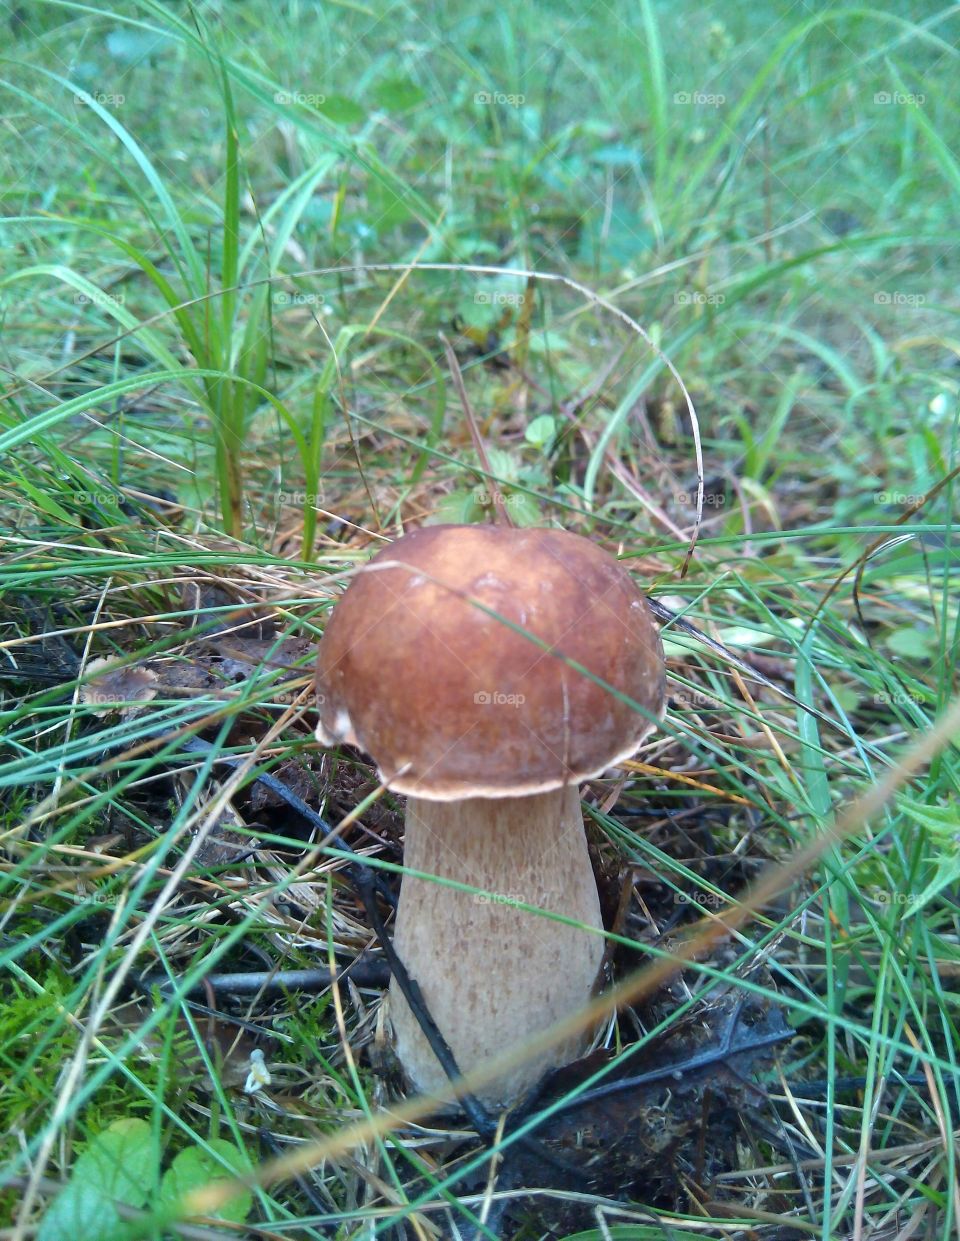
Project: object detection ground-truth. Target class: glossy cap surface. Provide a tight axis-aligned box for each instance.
[315,524,664,799]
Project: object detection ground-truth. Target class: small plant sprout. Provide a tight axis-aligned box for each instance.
[243,1048,271,1094]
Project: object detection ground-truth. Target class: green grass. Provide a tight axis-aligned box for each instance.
[0,0,959,1237]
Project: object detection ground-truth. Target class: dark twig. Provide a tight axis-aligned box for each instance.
[179,737,396,906]
[779,1072,957,1101]
[127,991,290,1041]
[514,998,792,1124]
[139,960,391,997]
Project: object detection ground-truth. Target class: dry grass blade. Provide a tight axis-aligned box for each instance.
[439,332,515,528]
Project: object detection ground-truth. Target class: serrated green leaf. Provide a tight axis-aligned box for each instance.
[159,1139,253,1226]
[524,414,557,448]
[484,445,519,484]
[898,797,959,840]
[428,490,482,525]
[505,491,543,527]
[38,1117,155,1241]
[903,848,960,918]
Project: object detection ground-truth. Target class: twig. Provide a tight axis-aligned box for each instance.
[536,997,791,1115]
[139,960,391,997]
[179,738,396,906]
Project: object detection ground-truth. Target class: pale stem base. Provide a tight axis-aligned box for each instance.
[389,785,605,1109]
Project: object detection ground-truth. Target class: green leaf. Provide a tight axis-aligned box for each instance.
[505,491,543,527]
[317,94,366,125]
[885,627,935,658]
[577,207,654,267]
[367,180,413,229]
[898,797,960,843]
[832,685,860,714]
[524,414,557,448]
[454,296,500,333]
[527,329,570,354]
[429,490,482,525]
[484,445,519,484]
[895,799,960,916]
[38,1117,155,1241]
[159,1139,253,1226]
[372,77,425,112]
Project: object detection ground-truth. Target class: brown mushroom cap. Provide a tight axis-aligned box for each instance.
[315,524,665,799]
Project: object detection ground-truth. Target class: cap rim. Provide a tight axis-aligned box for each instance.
[369,701,665,800]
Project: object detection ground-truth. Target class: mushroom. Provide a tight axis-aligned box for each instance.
[315,524,665,1107]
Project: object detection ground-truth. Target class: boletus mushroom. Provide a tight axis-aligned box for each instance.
[315,524,665,1107]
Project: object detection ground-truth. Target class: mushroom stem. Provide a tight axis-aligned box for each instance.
[389,785,604,1108]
